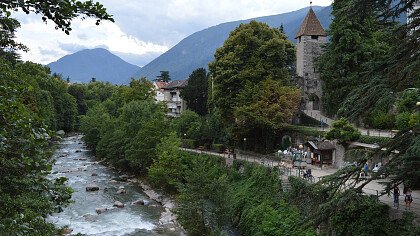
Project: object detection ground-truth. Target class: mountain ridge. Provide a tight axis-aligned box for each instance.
[48,48,140,84]
[132,6,332,80]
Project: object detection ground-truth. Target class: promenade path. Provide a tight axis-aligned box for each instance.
[303,109,395,138]
[181,147,419,223]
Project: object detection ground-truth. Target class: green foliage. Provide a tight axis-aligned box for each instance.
[395,112,412,130]
[180,68,208,116]
[123,77,155,103]
[357,135,391,146]
[176,155,229,235]
[0,75,72,235]
[156,70,171,82]
[171,110,204,141]
[318,0,394,116]
[283,124,324,137]
[80,79,169,175]
[234,79,300,131]
[208,20,298,152]
[326,118,361,144]
[211,144,224,153]
[368,110,396,129]
[209,20,295,123]
[68,83,88,115]
[0,0,114,35]
[326,190,410,236]
[148,132,183,192]
[181,139,198,149]
[396,89,419,113]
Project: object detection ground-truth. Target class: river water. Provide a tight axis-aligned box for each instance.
[48,135,184,236]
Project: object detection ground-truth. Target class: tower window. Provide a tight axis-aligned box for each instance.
[311,35,318,40]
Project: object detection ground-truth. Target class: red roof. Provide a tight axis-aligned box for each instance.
[154,81,167,89]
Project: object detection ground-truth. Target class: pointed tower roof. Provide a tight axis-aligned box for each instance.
[295,7,326,38]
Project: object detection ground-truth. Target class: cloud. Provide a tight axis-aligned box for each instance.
[12,0,332,65]
[58,43,88,53]
[14,17,169,65]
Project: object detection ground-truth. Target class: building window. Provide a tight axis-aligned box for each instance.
[311,35,318,40]
[299,37,301,43]
[305,73,308,76]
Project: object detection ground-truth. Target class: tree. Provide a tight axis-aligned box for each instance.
[156,70,171,82]
[180,68,208,116]
[317,0,393,116]
[68,83,88,115]
[0,61,72,235]
[208,20,297,150]
[0,17,27,62]
[325,118,361,145]
[148,132,183,192]
[209,20,295,122]
[0,0,114,34]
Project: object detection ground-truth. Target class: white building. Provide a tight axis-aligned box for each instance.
[153,80,188,117]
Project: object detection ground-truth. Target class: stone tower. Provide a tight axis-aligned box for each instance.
[295,7,326,111]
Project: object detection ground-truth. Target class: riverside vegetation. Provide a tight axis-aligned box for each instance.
[1,0,419,235]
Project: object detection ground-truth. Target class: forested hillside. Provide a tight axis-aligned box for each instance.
[132,6,331,80]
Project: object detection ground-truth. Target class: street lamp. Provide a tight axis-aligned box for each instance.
[243,138,247,161]
[298,144,303,152]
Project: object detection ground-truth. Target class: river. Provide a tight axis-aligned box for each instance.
[47,135,184,236]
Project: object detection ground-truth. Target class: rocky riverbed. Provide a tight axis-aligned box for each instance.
[48,135,185,236]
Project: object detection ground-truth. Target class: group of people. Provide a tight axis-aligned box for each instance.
[393,185,413,210]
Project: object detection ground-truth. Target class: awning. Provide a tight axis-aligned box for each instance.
[307,141,318,149]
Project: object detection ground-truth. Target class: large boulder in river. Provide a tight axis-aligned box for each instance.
[95,208,108,214]
[113,201,124,208]
[119,174,129,181]
[61,227,73,235]
[86,185,99,191]
[116,188,126,194]
[57,130,65,136]
[132,199,145,205]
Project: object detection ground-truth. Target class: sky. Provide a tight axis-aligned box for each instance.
[13,0,332,67]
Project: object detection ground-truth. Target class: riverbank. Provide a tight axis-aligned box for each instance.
[128,178,184,232]
[49,134,185,235]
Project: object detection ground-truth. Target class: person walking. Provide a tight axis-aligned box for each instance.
[393,185,400,209]
[405,188,413,210]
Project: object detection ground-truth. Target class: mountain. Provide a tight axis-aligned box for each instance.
[48,48,140,84]
[132,6,333,81]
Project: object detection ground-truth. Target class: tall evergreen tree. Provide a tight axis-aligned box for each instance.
[180,68,208,116]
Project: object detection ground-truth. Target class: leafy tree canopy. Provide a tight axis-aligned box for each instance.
[325,118,361,145]
[0,0,114,34]
[180,68,208,116]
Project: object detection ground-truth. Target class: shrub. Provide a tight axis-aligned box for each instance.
[212,143,224,153]
[357,135,391,146]
[181,139,197,148]
[369,110,395,129]
[326,118,361,145]
[395,112,411,130]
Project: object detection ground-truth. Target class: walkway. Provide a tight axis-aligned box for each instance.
[302,109,395,138]
[181,148,419,222]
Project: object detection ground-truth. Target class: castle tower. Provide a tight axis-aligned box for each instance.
[295,7,326,111]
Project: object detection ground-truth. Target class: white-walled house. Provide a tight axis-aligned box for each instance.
[153,81,166,102]
[153,80,188,117]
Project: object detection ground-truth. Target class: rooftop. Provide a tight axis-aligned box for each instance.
[295,7,327,38]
